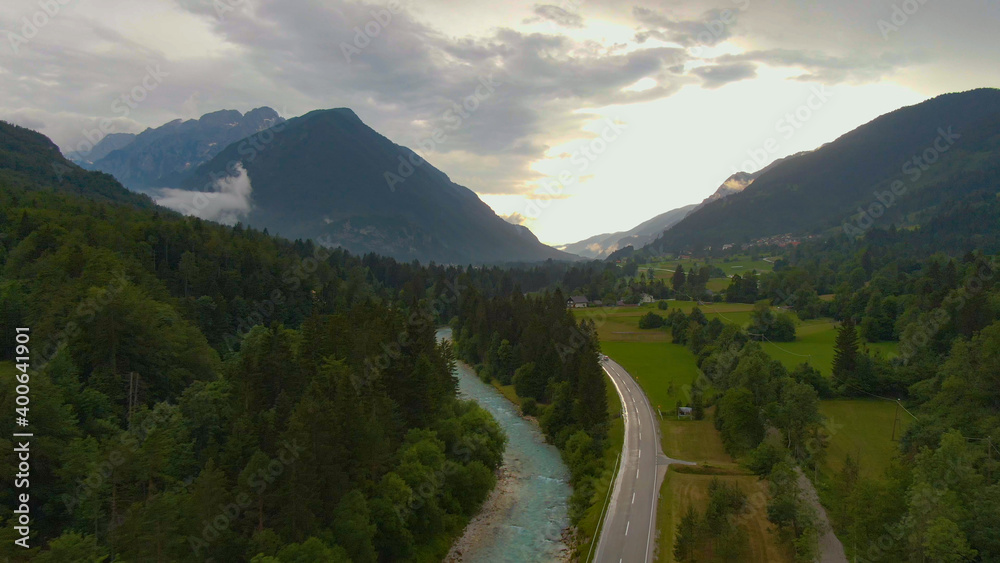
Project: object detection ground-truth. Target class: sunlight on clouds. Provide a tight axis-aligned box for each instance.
[623,77,657,92]
[92,0,233,59]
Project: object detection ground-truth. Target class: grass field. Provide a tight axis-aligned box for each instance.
[819,399,909,479]
[643,255,777,278]
[600,341,701,407]
[656,471,792,563]
[574,302,756,343]
[600,341,732,465]
[762,319,899,375]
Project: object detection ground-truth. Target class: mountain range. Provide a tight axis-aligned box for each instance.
[643,88,1000,254]
[176,108,576,264]
[82,107,284,190]
[37,87,1000,265]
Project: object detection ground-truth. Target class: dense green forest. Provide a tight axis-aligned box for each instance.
[450,289,611,527]
[0,123,513,561]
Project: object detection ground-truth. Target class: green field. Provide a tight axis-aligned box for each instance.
[574,302,756,343]
[601,341,701,408]
[642,255,777,280]
[819,399,909,479]
[762,319,899,375]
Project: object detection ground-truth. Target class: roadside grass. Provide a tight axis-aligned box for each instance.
[656,471,792,563]
[661,407,733,466]
[600,341,701,408]
[819,399,909,480]
[578,377,626,561]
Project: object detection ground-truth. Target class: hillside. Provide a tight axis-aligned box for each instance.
[646,88,1000,253]
[178,108,577,264]
[0,120,153,208]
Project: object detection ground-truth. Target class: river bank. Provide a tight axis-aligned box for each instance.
[439,328,573,562]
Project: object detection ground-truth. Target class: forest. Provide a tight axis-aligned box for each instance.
[450,288,611,526]
[0,144,511,561]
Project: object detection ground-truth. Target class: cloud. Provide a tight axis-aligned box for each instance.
[525,5,585,28]
[156,163,253,225]
[633,7,738,48]
[2,0,993,206]
[691,62,757,89]
[500,212,528,225]
[716,49,920,84]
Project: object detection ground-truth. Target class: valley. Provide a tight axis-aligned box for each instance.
[2,7,1000,558]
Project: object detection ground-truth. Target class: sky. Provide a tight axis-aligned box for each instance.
[2,0,998,246]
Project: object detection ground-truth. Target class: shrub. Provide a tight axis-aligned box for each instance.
[520,397,538,417]
[639,311,666,329]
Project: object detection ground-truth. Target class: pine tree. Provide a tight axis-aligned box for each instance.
[832,319,859,383]
[672,265,687,293]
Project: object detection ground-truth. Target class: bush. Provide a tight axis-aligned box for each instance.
[520,397,538,417]
[657,300,670,310]
[638,311,665,329]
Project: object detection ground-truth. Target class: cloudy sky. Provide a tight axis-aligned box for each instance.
[2,0,998,245]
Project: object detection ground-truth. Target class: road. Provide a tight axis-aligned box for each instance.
[594,357,694,563]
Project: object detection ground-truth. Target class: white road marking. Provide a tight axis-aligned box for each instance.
[625,521,630,536]
[632,492,635,504]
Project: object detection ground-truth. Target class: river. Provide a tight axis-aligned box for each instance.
[438,328,572,562]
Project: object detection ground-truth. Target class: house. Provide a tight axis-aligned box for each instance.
[677,406,693,419]
[567,295,590,308]
[592,299,604,307]
[638,293,654,305]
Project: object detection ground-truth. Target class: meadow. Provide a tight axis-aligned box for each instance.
[575,305,908,562]
[761,319,899,375]
[642,255,777,280]
[656,471,792,563]
[818,399,910,479]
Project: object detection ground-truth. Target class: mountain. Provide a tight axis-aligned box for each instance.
[178,108,577,264]
[0,120,153,208]
[646,88,1000,254]
[66,132,137,166]
[560,204,697,258]
[90,107,283,190]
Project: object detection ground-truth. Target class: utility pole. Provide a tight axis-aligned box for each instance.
[891,400,901,442]
[989,436,994,484]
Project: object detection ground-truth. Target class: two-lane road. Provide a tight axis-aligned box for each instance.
[594,357,694,563]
